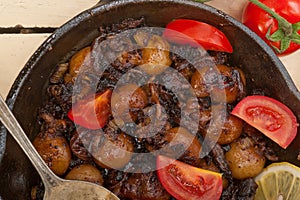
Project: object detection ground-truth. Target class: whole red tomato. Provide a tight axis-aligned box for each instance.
[242,0,300,56]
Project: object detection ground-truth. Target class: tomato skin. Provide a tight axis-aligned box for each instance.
[231,95,298,149]
[163,19,233,53]
[242,0,300,55]
[156,155,222,200]
[68,89,112,130]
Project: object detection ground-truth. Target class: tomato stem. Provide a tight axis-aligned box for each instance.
[249,0,300,53]
[249,0,290,28]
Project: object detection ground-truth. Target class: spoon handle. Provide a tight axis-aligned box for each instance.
[0,95,61,188]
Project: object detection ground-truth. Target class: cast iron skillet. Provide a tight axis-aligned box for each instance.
[1,0,300,199]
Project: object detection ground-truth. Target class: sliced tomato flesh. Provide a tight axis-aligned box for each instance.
[156,155,222,200]
[231,95,298,149]
[163,19,233,53]
[68,89,112,130]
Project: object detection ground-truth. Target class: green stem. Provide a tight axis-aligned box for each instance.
[249,0,292,34]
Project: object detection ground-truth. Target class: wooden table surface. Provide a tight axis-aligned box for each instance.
[0,0,299,98]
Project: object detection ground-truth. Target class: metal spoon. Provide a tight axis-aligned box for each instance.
[0,95,119,200]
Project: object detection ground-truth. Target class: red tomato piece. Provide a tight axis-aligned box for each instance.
[156,155,222,200]
[68,89,112,130]
[163,19,233,53]
[231,95,298,149]
[242,0,300,55]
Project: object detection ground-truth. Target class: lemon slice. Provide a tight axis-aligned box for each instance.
[254,162,300,200]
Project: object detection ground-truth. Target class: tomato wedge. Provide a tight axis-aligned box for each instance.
[163,19,233,53]
[231,95,298,149]
[68,89,112,130]
[156,155,222,200]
